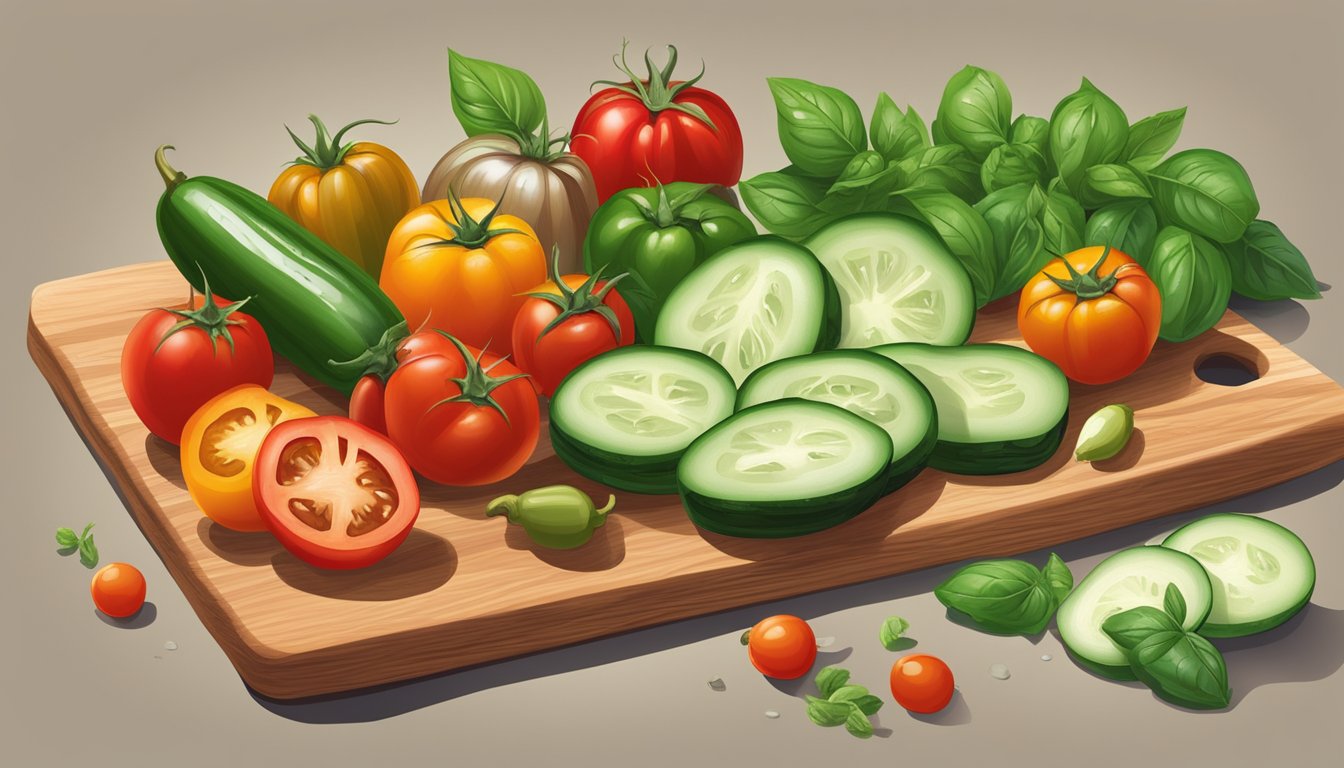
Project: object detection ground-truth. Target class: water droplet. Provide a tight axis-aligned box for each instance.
[1040,654,1052,662]
[764,710,781,719]
[707,677,726,691]
[815,636,836,648]
[164,641,179,651]
[989,663,1011,680]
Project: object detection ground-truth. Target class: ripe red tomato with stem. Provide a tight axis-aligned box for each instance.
[512,249,634,397]
[890,654,955,714]
[741,614,818,680]
[382,332,540,486]
[570,41,743,202]
[121,273,273,444]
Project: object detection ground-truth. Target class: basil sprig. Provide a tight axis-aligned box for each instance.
[55,523,98,568]
[934,553,1072,634]
[806,666,883,739]
[1102,584,1232,710]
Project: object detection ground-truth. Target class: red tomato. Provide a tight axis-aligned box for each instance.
[383,332,540,486]
[348,329,495,434]
[511,260,635,397]
[253,416,420,569]
[890,654,955,714]
[743,615,818,680]
[121,280,273,444]
[570,42,743,202]
[91,563,147,618]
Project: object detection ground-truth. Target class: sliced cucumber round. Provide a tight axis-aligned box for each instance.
[735,350,936,494]
[1162,513,1315,637]
[871,343,1069,475]
[677,399,892,538]
[1057,546,1214,680]
[804,213,975,348]
[550,346,737,494]
[654,236,840,385]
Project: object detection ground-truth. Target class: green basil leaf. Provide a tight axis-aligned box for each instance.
[78,535,99,568]
[1009,115,1050,159]
[806,696,853,727]
[1050,78,1129,197]
[1123,107,1187,171]
[981,143,1048,194]
[1043,553,1073,605]
[1224,220,1321,301]
[814,665,850,699]
[1163,583,1187,625]
[829,684,870,703]
[81,522,95,539]
[936,65,1012,162]
[1079,164,1152,208]
[871,92,929,163]
[1102,605,1182,651]
[447,49,546,141]
[1041,184,1086,257]
[898,144,983,203]
[975,183,1047,301]
[55,527,79,548]
[768,77,867,177]
[1147,226,1232,342]
[739,170,834,240]
[844,704,875,739]
[829,151,886,191]
[934,557,1055,634]
[1084,200,1159,264]
[1148,149,1260,243]
[898,189,996,306]
[848,694,884,717]
[930,116,951,146]
[878,616,910,651]
[1129,630,1231,709]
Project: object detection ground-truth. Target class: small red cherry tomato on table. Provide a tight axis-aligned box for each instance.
[253,415,420,570]
[121,275,273,444]
[570,42,743,202]
[890,653,955,714]
[91,562,147,618]
[741,614,818,680]
[511,250,635,397]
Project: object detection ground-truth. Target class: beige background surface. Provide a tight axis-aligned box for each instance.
[3,0,1341,765]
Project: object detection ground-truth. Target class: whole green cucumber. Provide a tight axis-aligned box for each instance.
[153,145,405,395]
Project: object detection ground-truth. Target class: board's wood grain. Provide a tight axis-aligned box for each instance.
[28,261,1344,700]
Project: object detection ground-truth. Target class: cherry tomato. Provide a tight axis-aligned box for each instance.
[743,614,817,680]
[511,255,635,397]
[180,385,316,531]
[383,332,540,486]
[254,416,420,569]
[348,329,504,434]
[890,654,955,714]
[1018,245,1162,385]
[91,563,147,618]
[121,278,273,445]
[570,42,743,202]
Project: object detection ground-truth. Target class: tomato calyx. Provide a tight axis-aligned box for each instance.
[593,40,716,129]
[285,114,397,170]
[629,180,712,228]
[328,320,410,382]
[426,189,528,249]
[1046,245,1121,300]
[429,331,530,425]
[524,247,629,343]
[154,268,255,356]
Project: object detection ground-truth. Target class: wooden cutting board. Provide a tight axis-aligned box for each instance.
[28,261,1344,700]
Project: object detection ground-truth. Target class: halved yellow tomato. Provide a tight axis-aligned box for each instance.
[181,385,316,532]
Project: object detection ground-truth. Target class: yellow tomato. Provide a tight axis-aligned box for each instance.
[268,116,419,279]
[180,385,316,532]
[380,194,546,356]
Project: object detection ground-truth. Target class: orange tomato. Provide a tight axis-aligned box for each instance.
[268,116,419,279]
[180,385,316,532]
[1017,246,1162,385]
[890,654,955,714]
[743,614,817,680]
[91,563,147,618]
[380,194,546,356]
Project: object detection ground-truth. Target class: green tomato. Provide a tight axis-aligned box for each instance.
[583,183,756,341]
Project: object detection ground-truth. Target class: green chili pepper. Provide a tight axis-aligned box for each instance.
[486,485,616,549]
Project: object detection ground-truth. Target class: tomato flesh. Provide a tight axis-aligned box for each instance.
[890,654,955,714]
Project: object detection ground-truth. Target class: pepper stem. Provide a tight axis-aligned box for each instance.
[155,145,187,190]
[594,495,616,517]
[485,495,521,521]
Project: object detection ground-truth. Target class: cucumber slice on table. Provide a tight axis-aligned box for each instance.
[549,346,737,494]
[654,236,840,385]
[736,350,937,494]
[1162,513,1315,637]
[1057,546,1214,680]
[678,399,892,538]
[804,213,976,348]
[870,343,1069,475]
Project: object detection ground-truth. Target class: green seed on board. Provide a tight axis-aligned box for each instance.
[1075,404,1135,462]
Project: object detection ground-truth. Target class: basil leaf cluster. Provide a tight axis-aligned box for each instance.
[1102,584,1232,709]
[934,553,1073,634]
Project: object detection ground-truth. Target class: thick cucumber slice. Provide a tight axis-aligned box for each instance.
[1057,547,1214,680]
[654,236,840,384]
[871,343,1069,475]
[804,213,976,348]
[735,350,937,494]
[1162,513,1315,637]
[549,346,736,494]
[677,399,892,538]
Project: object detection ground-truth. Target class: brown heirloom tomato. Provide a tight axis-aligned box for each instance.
[1017,246,1162,385]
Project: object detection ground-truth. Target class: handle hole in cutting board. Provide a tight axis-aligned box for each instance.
[1195,354,1261,387]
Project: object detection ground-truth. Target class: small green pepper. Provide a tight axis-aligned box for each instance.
[486,485,616,549]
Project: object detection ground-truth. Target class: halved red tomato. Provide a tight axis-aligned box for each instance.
[253,416,420,569]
